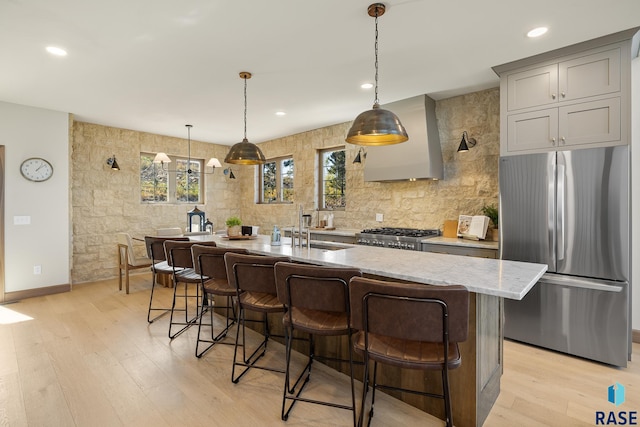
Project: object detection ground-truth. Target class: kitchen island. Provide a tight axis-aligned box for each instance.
[192,234,547,427]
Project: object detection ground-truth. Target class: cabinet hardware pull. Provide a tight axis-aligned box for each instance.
[551,93,556,99]
[551,137,556,145]
[561,92,566,97]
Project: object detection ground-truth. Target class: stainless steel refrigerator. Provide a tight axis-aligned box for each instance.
[499,145,630,367]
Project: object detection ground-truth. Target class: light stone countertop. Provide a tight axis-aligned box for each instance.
[192,234,546,300]
[422,236,499,250]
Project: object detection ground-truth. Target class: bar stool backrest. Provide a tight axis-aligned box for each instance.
[274,262,362,314]
[349,277,469,343]
[194,246,249,280]
[144,236,189,263]
[164,240,198,269]
[225,253,290,294]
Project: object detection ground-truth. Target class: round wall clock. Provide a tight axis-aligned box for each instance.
[20,157,54,182]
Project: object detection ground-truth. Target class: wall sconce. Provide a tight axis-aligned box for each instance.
[224,168,236,179]
[457,131,477,152]
[353,148,367,164]
[207,157,222,172]
[106,155,120,170]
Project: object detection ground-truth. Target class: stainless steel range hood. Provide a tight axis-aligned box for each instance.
[363,94,443,182]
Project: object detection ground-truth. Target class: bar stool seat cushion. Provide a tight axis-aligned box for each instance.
[175,267,200,282]
[203,277,236,296]
[239,292,283,313]
[284,307,350,336]
[353,332,461,370]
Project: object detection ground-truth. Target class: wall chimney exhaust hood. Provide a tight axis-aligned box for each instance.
[363,94,443,182]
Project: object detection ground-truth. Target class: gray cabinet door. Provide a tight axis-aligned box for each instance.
[506,64,558,111]
[558,97,621,148]
[558,47,621,102]
[506,108,558,153]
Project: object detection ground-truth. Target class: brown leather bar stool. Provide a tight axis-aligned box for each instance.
[144,236,189,323]
[274,262,362,426]
[165,240,216,339]
[194,246,249,358]
[349,277,469,427]
[224,252,290,383]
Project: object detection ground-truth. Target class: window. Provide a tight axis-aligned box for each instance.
[260,156,294,203]
[319,147,346,209]
[140,153,203,203]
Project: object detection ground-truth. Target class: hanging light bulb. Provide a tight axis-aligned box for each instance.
[346,3,408,146]
[224,72,266,165]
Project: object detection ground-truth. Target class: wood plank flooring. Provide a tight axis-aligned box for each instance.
[0,273,638,427]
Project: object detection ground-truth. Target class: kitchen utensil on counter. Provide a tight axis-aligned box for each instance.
[302,214,312,228]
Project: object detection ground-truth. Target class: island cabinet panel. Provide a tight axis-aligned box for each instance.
[194,233,546,427]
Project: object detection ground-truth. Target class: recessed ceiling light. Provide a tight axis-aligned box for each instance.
[527,27,548,38]
[46,46,68,56]
[361,83,373,89]
[275,111,286,116]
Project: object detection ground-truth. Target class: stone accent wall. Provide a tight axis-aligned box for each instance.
[71,122,239,283]
[237,88,500,232]
[70,88,499,283]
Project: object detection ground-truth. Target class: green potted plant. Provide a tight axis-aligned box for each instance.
[481,204,499,241]
[225,216,242,237]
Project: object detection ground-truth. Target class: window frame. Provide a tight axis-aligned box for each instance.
[258,155,294,204]
[140,152,204,204]
[318,147,346,211]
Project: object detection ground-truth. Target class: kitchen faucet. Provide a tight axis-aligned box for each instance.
[291,204,310,248]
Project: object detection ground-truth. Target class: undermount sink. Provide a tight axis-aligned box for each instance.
[308,242,353,251]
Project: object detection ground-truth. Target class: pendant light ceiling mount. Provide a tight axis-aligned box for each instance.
[346,3,408,146]
[224,71,266,165]
[367,2,386,18]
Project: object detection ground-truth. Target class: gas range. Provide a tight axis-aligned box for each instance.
[356,227,440,251]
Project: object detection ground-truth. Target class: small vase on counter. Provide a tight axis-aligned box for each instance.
[270,226,281,246]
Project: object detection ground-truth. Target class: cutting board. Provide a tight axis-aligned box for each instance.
[443,220,459,238]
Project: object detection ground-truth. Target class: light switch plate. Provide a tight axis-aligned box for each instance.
[14,216,31,225]
[376,213,383,222]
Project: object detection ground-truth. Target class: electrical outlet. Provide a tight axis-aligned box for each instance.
[376,213,384,222]
[33,265,41,275]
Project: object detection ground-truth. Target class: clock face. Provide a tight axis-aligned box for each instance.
[20,157,54,182]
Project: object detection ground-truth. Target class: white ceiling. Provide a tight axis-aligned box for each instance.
[1,0,639,146]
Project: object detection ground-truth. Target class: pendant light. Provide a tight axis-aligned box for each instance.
[346,3,408,146]
[224,72,266,165]
[153,125,222,173]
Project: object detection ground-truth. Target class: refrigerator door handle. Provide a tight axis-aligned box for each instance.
[539,273,625,292]
[548,155,556,265]
[556,160,565,261]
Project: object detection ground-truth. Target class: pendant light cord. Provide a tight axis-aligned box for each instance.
[243,77,248,140]
[374,9,379,106]
[186,124,192,174]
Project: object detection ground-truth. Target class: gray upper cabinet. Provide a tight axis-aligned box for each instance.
[506,48,621,112]
[494,28,637,156]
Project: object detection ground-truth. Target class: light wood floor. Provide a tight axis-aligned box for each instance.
[0,273,638,427]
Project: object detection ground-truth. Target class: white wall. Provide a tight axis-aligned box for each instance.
[632,57,640,331]
[0,101,70,292]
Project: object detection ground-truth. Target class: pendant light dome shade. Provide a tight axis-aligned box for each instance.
[346,3,408,146]
[224,71,266,165]
[346,103,408,146]
[224,138,266,164]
